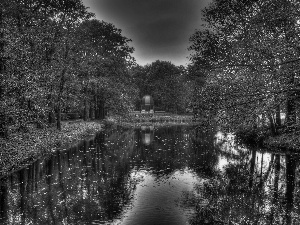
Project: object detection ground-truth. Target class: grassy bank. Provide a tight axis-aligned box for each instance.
[0,120,103,177]
[107,113,200,127]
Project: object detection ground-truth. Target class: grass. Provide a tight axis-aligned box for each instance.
[107,113,200,127]
[0,120,103,178]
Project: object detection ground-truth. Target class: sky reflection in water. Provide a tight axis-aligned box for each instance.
[0,125,299,224]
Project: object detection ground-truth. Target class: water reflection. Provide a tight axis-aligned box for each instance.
[191,136,300,225]
[285,155,297,225]
[141,125,154,145]
[0,126,299,224]
[0,181,7,224]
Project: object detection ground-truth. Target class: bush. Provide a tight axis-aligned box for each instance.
[235,125,269,147]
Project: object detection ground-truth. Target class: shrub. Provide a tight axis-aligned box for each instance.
[235,125,269,147]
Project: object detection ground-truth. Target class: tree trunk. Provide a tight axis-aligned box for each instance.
[56,35,69,130]
[83,86,88,121]
[56,68,67,130]
[252,113,258,129]
[89,101,93,120]
[47,83,55,125]
[275,104,281,127]
[267,113,276,135]
[0,7,8,138]
[99,99,105,119]
[94,95,99,119]
[285,66,297,132]
[84,99,88,121]
[56,104,61,130]
[48,108,56,124]
[286,91,296,129]
[94,91,105,120]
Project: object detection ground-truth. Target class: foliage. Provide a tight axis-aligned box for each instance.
[235,125,270,147]
[73,19,137,118]
[188,0,300,138]
[131,60,189,113]
[0,0,137,136]
[265,128,300,150]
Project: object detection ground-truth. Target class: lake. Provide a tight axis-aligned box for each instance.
[0,125,299,224]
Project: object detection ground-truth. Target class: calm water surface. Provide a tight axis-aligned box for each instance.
[0,125,300,224]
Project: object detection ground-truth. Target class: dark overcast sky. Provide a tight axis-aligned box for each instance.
[81,0,212,66]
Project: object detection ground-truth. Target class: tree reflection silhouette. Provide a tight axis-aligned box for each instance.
[285,155,297,225]
[1,126,300,224]
[187,143,300,224]
[0,180,7,224]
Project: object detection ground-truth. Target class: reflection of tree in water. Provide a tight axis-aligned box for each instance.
[185,145,300,225]
[189,126,219,177]
[285,155,297,225]
[128,125,219,178]
[0,180,8,224]
[0,131,134,224]
[136,126,189,175]
[3,125,300,224]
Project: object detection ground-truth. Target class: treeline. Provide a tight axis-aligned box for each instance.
[131,60,192,113]
[188,0,300,135]
[0,0,138,137]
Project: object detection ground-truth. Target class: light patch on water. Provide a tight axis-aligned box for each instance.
[113,167,201,225]
[217,156,231,171]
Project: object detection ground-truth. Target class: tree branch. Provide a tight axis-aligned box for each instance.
[207,58,300,70]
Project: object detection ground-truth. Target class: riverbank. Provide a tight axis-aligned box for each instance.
[264,132,300,151]
[0,120,103,177]
[107,113,200,127]
[234,125,300,152]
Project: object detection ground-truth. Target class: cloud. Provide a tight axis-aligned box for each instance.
[82,0,212,66]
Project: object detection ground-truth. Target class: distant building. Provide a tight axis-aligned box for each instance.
[141,95,154,113]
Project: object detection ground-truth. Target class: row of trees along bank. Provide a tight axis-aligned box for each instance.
[131,60,192,114]
[0,0,138,137]
[188,0,300,137]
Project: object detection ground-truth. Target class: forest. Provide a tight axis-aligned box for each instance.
[1,1,300,224]
[1,0,300,150]
[188,0,300,149]
[0,0,192,137]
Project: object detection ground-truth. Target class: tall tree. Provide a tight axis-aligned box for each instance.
[132,60,188,113]
[0,0,94,132]
[74,19,136,119]
[189,0,300,132]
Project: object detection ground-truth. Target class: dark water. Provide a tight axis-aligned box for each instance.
[0,125,300,224]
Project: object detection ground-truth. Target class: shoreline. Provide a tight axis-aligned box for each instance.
[235,125,300,152]
[2,116,299,178]
[0,120,103,178]
[263,132,300,152]
[106,113,201,127]
[0,115,196,178]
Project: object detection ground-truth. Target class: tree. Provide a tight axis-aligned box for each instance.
[132,60,188,113]
[0,0,94,133]
[74,19,136,119]
[189,0,300,133]
[44,0,93,130]
[0,0,138,135]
